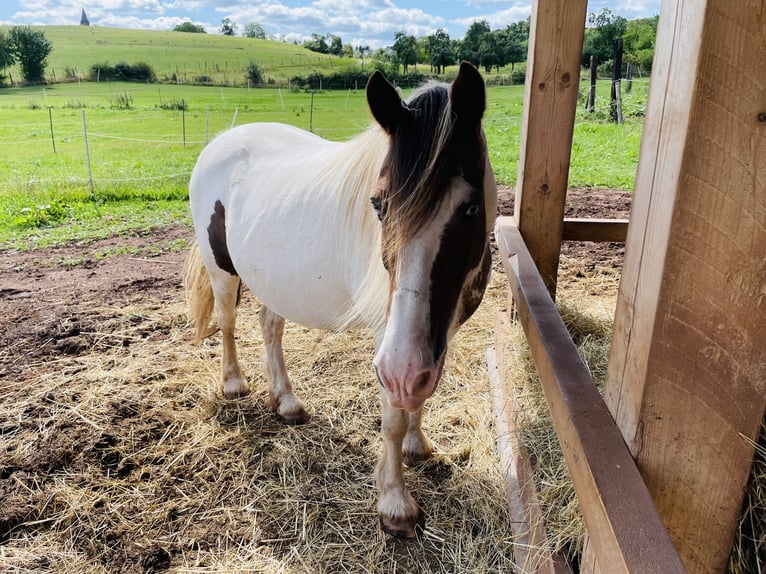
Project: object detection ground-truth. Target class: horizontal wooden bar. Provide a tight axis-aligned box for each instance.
[494,216,686,574]
[562,218,628,242]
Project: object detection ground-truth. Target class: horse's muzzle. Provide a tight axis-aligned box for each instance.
[373,351,445,413]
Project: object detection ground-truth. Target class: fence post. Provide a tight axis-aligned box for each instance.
[309,92,314,133]
[205,105,210,146]
[610,38,624,123]
[231,106,238,128]
[181,99,186,148]
[587,55,597,112]
[81,109,94,197]
[48,107,56,153]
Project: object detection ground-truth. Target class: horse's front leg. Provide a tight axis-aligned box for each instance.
[377,390,424,538]
[403,408,434,467]
[259,306,309,425]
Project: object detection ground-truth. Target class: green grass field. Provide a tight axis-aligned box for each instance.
[1,26,352,86]
[0,80,646,248]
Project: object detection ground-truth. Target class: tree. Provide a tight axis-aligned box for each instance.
[173,21,206,33]
[219,18,237,36]
[328,34,344,57]
[243,22,267,39]
[9,26,53,83]
[458,20,491,67]
[478,30,500,73]
[0,30,15,73]
[392,31,417,73]
[304,33,329,54]
[623,16,659,72]
[425,28,454,74]
[582,7,628,67]
[503,19,529,71]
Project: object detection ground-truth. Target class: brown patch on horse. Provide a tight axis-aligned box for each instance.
[207,200,238,276]
[458,244,491,325]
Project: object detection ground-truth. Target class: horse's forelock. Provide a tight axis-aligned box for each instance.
[379,82,484,259]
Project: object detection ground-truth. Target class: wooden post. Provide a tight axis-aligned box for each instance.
[587,56,597,113]
[513,0,588,298]
[603,0,766,572]
[626,62,633,93]
[609,38,623,123]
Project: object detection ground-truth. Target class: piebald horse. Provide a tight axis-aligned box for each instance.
[185,62,497,538]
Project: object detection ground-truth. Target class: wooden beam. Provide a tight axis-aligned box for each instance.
[488,318,573,574]
[561,218,628,242]
[495,218,686,574]
[604,1,766,571]
[514,0,588,297]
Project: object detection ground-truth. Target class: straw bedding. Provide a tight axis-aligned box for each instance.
[0,234,515,572]
[2,187,762,572]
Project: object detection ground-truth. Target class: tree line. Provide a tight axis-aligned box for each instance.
[0,8,658,86]
[172,8,657,78]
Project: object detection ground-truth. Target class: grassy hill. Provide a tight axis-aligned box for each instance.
[2,25,357,86]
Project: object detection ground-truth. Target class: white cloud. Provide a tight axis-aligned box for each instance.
[452,4,530,29]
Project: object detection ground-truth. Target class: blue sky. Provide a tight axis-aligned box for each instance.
[0,1,661,49]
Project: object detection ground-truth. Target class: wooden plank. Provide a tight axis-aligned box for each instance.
[495,218,686,574]
[604,0,766,571]
[514,0,588,297]
[561,218,628,242]
[487,315,573,574]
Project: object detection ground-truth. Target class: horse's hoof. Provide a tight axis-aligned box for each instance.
[380,509,425,539]
[278,409,310,426]
[402,447,433,467]
[402,433,434,467]
[222,382,250,399]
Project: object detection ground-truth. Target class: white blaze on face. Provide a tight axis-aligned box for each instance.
[373,178,474,412]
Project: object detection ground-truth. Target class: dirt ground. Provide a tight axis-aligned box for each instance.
[0,187,630,572]
[0,188,629,383]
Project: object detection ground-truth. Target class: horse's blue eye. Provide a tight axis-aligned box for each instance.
[465,204,480,218]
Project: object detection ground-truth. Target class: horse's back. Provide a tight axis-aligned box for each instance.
[189,122,380,330]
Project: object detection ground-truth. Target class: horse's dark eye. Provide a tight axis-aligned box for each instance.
[465,204,480,218]
[370,196,384,220]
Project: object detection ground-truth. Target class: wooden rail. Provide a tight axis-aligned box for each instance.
[494,217,686,574]
[561,218,628,242]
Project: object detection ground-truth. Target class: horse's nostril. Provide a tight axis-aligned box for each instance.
[413,371,430,392]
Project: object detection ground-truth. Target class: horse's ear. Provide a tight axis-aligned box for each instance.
[366,70,409,134]
[450,61,486,127]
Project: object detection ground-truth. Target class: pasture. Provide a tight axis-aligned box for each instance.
[1,73,646,572]
[0,25,349,87]
[0,80,645,247]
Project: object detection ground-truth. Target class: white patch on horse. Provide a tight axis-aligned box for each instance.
[373,178,473,413]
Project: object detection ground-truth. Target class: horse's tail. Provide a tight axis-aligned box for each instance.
[184,240,218,344]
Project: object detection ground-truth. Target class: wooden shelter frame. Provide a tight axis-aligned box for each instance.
[491,0,766,572]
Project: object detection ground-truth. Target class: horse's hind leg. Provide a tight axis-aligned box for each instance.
[210,273,249,399]
[259,306,309,425]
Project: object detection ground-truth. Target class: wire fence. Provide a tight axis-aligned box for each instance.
[0,78,648,199]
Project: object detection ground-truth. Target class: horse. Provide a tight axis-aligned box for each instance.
[184,62,497,538]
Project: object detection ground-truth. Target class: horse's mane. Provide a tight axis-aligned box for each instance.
[309,126,390,332]
[314,80,480,333]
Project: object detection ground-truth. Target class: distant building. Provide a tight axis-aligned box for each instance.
[80,8,89,26]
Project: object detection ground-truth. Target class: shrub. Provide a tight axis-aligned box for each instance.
[108,90,133,109]
[245,60,264,86]
[89,61,156,83]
